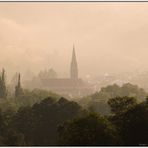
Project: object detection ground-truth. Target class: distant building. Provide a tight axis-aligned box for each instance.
[37,45,94,98]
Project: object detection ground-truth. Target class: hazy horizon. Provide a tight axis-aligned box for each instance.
[0,2,148,81]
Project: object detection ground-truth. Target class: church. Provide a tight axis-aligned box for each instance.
[26,46,94,98]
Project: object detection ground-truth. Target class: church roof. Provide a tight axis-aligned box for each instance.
[41,78,91,88]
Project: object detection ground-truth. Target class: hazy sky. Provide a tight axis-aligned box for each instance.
[0,2,148,80]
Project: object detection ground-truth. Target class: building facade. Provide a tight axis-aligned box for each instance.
[26,46,94,98]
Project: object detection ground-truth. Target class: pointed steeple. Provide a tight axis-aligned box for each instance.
[70,44,78,79]
[72,44,77,63]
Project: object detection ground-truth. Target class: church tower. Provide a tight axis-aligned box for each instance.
[70,45,78,79]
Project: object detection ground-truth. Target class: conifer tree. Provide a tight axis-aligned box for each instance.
[15,73,23,98]
[0,69,7,99]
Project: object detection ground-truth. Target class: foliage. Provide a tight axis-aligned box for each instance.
[0,110,25,146]
[108,96,137,115]
[15,88,60,107]
[107,97,148,145]
[11,97,83,145]
[58,113,119,146]
[111,101,148,145]
[88,100,110,115]
[15,73,23,98]
[0,88,60,113]
[0,70,147,146]
[93,83,147,101]
[79,83,147,115]
[0,69,7,99]
[0,95,147,146]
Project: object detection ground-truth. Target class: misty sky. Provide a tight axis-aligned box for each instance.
[0,2,148,80]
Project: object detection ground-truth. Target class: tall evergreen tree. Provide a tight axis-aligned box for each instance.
[15,73,23,98]
[0,69,7,99]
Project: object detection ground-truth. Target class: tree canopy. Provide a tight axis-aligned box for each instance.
[58,113,119,146]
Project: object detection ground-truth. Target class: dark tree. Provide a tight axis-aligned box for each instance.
[11,97,83,145]
[58,113,119,146]
[114,102,148,145]
[108,96,137,115]
[0,69,7,99]
[15,73,23,98]
[0,110,25,146]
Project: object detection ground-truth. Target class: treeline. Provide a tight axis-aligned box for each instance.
[0,69,60,112]
[58,96,148,146]
[0,96,147,145]
[0,69,23,99]
[79,83,148,115]
[0,69,7,99]
[0,97,83,145]
[0,69,148,145]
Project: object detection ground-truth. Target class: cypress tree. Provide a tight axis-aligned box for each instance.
[15,73,23,98]
[0,69,7,99]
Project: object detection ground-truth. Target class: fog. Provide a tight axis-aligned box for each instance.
[0,2,148,81]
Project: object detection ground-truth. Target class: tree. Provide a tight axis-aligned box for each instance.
[91,83,147,102]
[115,102,148,145]
[15,73,23,98]
[108,96,137,115]
[0,69,7,99]
[2,129,25,146]
[0,110,25,146]
[88,100,110,115]
[82,83,146,115]
[58,113,119,146]
[120,83,147,100]
[11,97,83,145]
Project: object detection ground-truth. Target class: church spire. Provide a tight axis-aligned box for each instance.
[70,44,78,79]
[72,44,76,62]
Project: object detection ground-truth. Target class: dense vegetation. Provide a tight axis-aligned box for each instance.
[0,70,148,145]
[79,83,147,115]
[0,95,147,146]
